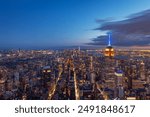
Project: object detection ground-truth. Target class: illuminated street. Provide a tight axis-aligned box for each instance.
[48,70,62,100]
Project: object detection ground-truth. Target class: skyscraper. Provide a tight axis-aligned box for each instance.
[104,33,115,57]
[139,61,145,81]
[41,66,51,85]
[114,68,125,99]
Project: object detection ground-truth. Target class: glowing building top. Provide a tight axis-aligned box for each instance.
[42,66,51,80]
[104,33,115,57]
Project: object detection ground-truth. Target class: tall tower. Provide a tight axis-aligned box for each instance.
[90,57,95,87]
[104,33,115,57]
[139,61,145,81]
[114,68,125,99]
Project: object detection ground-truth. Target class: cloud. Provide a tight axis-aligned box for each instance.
[88,9,150,46]
[95,17,114,23]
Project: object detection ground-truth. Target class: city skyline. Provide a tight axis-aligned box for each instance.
[0,48,150,100]
[0,0,150,49]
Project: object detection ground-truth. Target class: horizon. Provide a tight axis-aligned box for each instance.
[0,45,150,51]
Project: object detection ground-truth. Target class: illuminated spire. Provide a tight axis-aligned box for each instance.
[78,46,80,52]
[104,32,115,57]
[108,33,111,46]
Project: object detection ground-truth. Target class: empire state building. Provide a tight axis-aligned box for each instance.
[104,33,115,57]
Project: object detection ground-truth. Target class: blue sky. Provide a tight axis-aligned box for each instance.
[0,0,150,49]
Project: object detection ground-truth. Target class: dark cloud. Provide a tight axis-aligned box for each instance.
[89,9,150,46]
[95,17,114,23]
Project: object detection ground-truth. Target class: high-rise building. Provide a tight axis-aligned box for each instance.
[115,69,124,86]
[126,66,133,90]
[114,68,125,99]
[41,66,51,84]
[0,69,7,98]
[104,33,115,57]
[139,61,145,80]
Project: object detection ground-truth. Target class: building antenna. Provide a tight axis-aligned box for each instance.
[108,33,111,46]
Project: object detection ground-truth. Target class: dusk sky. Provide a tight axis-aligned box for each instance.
[0,0,150,49]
